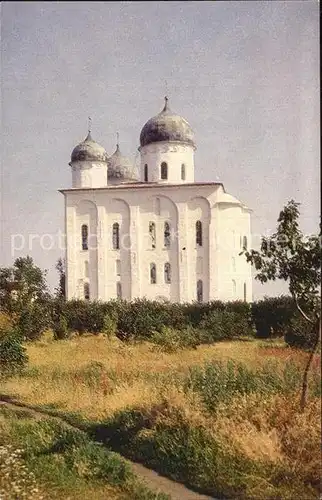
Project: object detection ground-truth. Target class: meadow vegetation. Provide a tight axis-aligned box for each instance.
[0,405,169,500]
[1,333,320,499]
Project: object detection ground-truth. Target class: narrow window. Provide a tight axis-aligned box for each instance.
[243,282,247,302]
[117,282,122,299]
[164,262,171,283]
[196,220,202,246]
[181,164,186,180]
[197,280,203,303]
[116,259,121,276]
[149,221,156,249]
[232,279,236,296]
[243,236,248,250]
[84,282,90,300]
[112,222,120,250]
[144,164,148,182]
[84,260,89,278]
[150,263,156,284]
[81,224,88,250]
[161,162,168,180]
[164,221,171,248]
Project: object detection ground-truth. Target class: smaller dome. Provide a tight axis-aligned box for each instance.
[107,143,139,183]
[70,132,107,163]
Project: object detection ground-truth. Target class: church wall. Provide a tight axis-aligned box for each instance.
[101,198,131,300]
[138,194,179,301]
[74,199,98,300]
[186,197,211,302]
[215,204,252,301]
[64,183,252,303]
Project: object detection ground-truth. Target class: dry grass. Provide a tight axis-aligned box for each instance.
[0,335,313,421]
[1,334,320,499]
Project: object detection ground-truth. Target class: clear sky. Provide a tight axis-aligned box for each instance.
[1,1,320,298]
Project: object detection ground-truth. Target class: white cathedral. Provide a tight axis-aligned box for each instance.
[60,97,252,303]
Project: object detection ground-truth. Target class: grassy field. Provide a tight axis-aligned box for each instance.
[1,333,321,499]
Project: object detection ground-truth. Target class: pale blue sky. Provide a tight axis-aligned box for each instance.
[1,1,320,298]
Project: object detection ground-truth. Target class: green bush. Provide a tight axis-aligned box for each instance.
[115,299,185,338]
[251,296,296,338]
[0,330,28,376]
[44,296,314,347]
[200,310,253,340]
[17,303,51,341]
[53,315,69,340]
[284,314,319,350]
[102,314,117,338]
[182,300,251,328]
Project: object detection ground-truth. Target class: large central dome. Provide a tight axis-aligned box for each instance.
[139,97,195,148]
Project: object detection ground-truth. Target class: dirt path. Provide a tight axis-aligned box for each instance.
[0,397,216,500]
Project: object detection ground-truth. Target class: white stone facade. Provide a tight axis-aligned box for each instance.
[61,99,252,303]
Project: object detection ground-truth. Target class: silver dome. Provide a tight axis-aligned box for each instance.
[70,132,107,163]
[107,144,139,183]
[139,97,195,148]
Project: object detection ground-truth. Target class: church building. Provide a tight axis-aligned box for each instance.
[60,97,252,303]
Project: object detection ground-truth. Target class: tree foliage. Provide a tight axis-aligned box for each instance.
[55,257,66,299]
[0,256,49,314]
[243,200,321,409]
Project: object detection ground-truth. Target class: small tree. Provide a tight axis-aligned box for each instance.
[55,257,66,299]
[0,256,49,314]
[243,200,321,410]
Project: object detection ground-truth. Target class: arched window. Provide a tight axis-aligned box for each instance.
[196,220,202,246]
[81,224,88,250]
[181,164,186,180]
[144,164,148,182]
[112,223,120,250]
[84,283,90,300]
[243,236,248,250]
[150,263,157,284]
[197,280,203,303]
[232,279,236,296]
[149,221,156,249]
[164,221,171,248]
[116,259,121,276]
[243,282,247,302]
[164,262,171,283]
[84,260,89,278]
[161,162,168,180]
[116,282,122,299]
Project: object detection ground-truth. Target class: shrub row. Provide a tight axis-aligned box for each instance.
[1,295,316,349]
[50,298,254,341]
